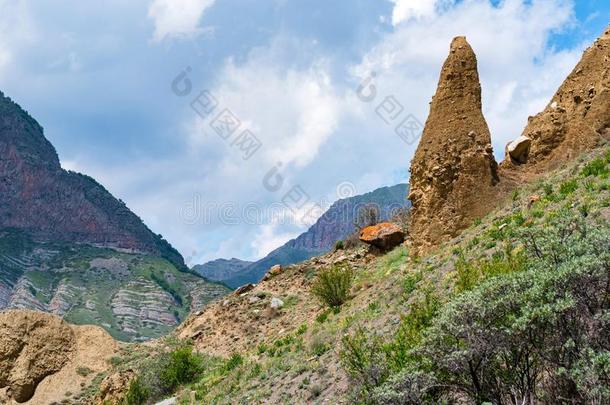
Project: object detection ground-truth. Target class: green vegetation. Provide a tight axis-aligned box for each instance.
[311,264,354,308]
[101,150,610,404]
[341,210,610,404]
[121,377,149,405]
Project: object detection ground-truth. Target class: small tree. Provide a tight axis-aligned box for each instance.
[354,204,380,231]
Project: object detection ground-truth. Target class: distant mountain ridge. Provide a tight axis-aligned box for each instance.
[199,184,409,288]
[193,258,253,284]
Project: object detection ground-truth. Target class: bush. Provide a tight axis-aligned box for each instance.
[581,157,609,177]
[121,377,149,405]
[559,179,578,195]
[334,240,344,251]
[159,345,205,391]
[223,353,243,372]
[311,265,354,308]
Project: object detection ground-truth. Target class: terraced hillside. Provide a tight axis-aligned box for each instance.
[0,230,229,341]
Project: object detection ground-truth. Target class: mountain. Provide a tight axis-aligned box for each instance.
[193,258,253,284]
[0,92,230,341]
[0,91,183,269]
[218,183,409,288]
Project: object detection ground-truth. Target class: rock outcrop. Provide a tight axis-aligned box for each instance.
[504,25,610,169]
[0,310,75,402]
[359,222,405,250]
[0,310,119,404]
[408,37,501,254]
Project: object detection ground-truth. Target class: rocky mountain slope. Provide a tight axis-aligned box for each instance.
[0,91,183,269]
[507,25,610,171]
[0,93,230,342]
[211,183,409,288]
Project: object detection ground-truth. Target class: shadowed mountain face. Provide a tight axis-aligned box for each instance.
[0,92,230,341]
[205,184,409,288]
[0,91,184,269]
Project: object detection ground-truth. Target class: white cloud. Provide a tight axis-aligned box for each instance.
[390,0,450,26]
[148,0,215,42]
[198,50,342,169]
[250,224,300,258]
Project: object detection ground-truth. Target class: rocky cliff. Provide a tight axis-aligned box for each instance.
[408,37,503,254]
[504,25,610,171]
[0,310,118,404]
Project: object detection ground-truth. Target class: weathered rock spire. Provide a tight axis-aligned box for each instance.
[408,37,500,254]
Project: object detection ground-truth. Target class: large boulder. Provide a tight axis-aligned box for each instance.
[505,136,532,164]
[408,37,501,255]
[0,310,76,402]
[359,222,405,250]
[506,25,610,170]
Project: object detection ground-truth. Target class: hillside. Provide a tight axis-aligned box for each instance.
[102,146,610,405]
[214,184,409,288]
[0,92,230,341]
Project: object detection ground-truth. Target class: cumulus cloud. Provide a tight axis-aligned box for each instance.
[148,0,215,42]
[194,47,342,169]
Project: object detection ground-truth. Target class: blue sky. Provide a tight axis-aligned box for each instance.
[0,0,608,265]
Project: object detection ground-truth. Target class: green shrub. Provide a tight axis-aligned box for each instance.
[121,377,149,405]
[369,211,609,404]
[311,265,354,308]
[159,345,205,391]
[581,157,608,177]
[334,240,344,251]
[453,246,526,294]
[310,336,330,357]
[223,353,243,372]
[559,179,578,195]
[315,310,330,323]
[76,366,92,377]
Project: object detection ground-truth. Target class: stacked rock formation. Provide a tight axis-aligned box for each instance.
[408,37,500,254]
[505,25,610,169]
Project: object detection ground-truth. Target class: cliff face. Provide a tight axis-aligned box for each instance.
[0,91,184,269]
[408,37,501,254]
[505,25,610,170]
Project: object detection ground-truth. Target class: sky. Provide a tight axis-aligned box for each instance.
[0,0,608,265]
